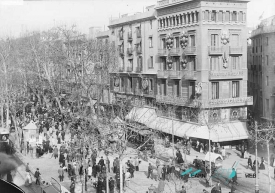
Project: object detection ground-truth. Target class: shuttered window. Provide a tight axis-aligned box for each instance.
[212,82,219,99]
[232,81,239,98]
[231,34,239,46]
[211,34,219,47]
[210,56,219,70]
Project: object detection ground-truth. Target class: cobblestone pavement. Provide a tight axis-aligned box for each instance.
[15,130,275,193]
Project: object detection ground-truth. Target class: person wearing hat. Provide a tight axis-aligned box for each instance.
[179,185,186,193]
[34,168,41,185]
[99,156,105,172]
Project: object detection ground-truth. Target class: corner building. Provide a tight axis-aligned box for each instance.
[103,0,253,146]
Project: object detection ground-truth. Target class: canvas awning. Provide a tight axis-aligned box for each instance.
[185,121,249,142]
[204,152,223,163]
[113,116,125,124]
[125,107,157,126]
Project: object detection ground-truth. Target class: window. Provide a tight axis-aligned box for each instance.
[189,57,196,71]
[175,37,180,48]
[211,11,216,21]
[232,81,239,98]
[189,82,195,99]
[210,34,219,47]
[231,34,239,46]
[204,10,209,20]
[266,76,269,86]
[218,11,223,22]
[239,12,243,22]
[162,38,166,49]
[210,56,219,70]
[128,59,133,69]
[174,80,180,97]
[190,35,195,47]
[149,79,153,91]
[129,77,133,89]
[121,77,124,88]
[149,56,153,68]
[266,37,269,45]
[266,55,268,65]
[232,11,237,22]
[231,56,239,70]
[149,37,153,48]
[161,79,166,95]
[212,82,219,99]
[150,20,152,29]
[225,11,230,22]
[266,99,270,117]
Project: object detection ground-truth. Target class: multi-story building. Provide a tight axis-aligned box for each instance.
[103,0,253,145]
[248,15,275,121]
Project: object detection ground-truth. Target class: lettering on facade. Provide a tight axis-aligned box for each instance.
[209,97,253,105]
[210,71,243,78]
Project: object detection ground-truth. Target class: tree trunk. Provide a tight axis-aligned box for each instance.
[267,141,272,193]
[1,102,3,127]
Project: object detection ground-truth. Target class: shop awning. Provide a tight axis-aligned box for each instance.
[113,116,125,124]
[147,116,249,142]
[185,121,249,142]
[125,107,157,125]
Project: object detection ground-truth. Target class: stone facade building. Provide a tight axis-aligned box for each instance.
[248,15,275,121]
[97,0,252,144]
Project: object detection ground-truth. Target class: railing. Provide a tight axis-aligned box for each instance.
[136,66,142,73]
[127,48,133,55]
[158,0,169,6]
[170,48,181,55]
[128,32,132,40]
[184,46,196,55]
[126,88,133,94]
[119,67,124,72]
[229,46,243,54]
[208,46,223,55]
[127,66,133,72]
[157,70,197,79]
[134,88,142,95]
[158,49,168,55]
[136,47,142,54]
[143,90,154,96]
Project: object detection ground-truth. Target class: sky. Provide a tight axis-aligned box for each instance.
[0,0,274,38]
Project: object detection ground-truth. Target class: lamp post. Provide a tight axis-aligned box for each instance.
[255,121,259,193]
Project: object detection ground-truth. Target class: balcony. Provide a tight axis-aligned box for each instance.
[119,32,123,40]
[118,46,124,56]
[128,32,132,41]
[229,46,243,55]
[208,96,253,107]
[169,48,181,55]
[184,47,197,55]
[136,66,142,73]
[209,70,244,80]
[156,94,193,106]
[127,48,133,55]
[143,90,154,97]
[208,46,223,55]
[126,88,133,94]
[136,47,142,54]
[158,49,168,56]
[127,66,133,72]
[136,30,141,38]
[119,67,124,72]
[134,88,143,95]
[157,70,197,80]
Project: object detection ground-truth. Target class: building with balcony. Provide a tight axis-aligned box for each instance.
[105,0,252,145]
[248,15,275,121]
[107,5,158,106]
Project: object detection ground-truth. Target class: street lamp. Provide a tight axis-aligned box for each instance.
[255,121,259,193]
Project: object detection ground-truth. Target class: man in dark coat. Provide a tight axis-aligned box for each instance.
[97,178,103,193]
[248,156,253,169]
[211,181,222,193]
[162,165,167,181]
[98,157,105,172]
[109,177,115,193]
[147,163,153,179]
[96,163,101,177]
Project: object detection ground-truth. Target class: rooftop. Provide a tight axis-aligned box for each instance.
[251,15,275,37]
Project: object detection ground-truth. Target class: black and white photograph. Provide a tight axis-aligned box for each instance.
[0,0,275,192]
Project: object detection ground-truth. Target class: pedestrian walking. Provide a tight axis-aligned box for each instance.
[248,156,253,169]
[58,166,64,182]
[109,177,115,193]
[53,146,58,159]
[134,157,140,171]
[87,165,92,179]
[221,147,226,160]
[34,168,41,185]
[26,163,30,173]
[179,185,186,193]
[70,180,75,193]
[147,163,153,179]
[29,144,33,158]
